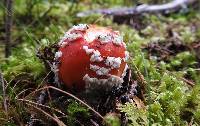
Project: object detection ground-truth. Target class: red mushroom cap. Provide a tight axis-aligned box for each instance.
[54,24,129,91]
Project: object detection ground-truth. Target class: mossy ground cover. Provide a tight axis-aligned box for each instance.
[0,0,200,125]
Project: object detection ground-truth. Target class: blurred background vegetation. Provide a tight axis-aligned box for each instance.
[0,0,200,125]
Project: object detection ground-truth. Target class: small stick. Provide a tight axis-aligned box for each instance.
[90,119,99,126]
[181,77,195,87]
[167,71,195,87]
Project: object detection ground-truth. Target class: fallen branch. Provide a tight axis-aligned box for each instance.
[77,0,197,17]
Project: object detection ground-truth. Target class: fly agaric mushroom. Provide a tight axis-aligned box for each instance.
[53,24,129,92]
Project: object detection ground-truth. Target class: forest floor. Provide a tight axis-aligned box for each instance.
[0,0,200,126]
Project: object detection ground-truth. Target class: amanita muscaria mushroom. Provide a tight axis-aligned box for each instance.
[53,24,129,92]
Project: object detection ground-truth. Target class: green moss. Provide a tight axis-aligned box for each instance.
[66,100,90,126]
[1,43,45,81]
[104,113,121,126]
[119,103,147,126]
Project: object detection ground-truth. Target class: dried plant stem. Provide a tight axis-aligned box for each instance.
[15,88,34,99]
[47,86,104,120]
[0,70,8,114]
[131,62,147,99]
[28,89,48,126]
[27,103,66,126]
[25,86,104,120]
[17,98,66,116]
